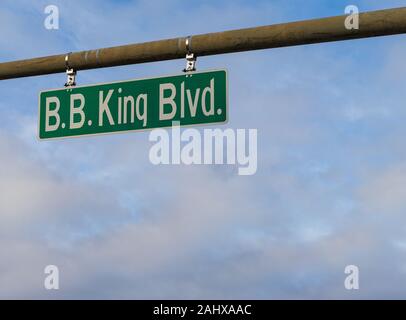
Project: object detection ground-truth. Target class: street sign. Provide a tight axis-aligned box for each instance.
[38,70,227,139]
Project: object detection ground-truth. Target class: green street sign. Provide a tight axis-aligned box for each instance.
[38,70,227,139]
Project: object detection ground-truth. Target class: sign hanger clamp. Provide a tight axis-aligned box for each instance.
[183,36,197,73]
[64,53,77,87]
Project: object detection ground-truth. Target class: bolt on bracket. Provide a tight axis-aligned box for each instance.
[183,36,197,72]
[64,53,76,87]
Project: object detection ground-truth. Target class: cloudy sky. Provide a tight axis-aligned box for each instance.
[1,0,406,299]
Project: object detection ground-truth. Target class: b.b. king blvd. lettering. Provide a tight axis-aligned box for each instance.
[38,70,227,139]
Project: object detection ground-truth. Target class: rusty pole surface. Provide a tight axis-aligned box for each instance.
[1,7,406,80]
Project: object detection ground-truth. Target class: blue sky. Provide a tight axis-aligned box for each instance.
[1,0,406,299]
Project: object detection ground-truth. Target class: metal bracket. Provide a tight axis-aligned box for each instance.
[64,53,76,87]
[183,36,196,73]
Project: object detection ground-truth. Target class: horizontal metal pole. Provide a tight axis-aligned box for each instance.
[1,7,406,80]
